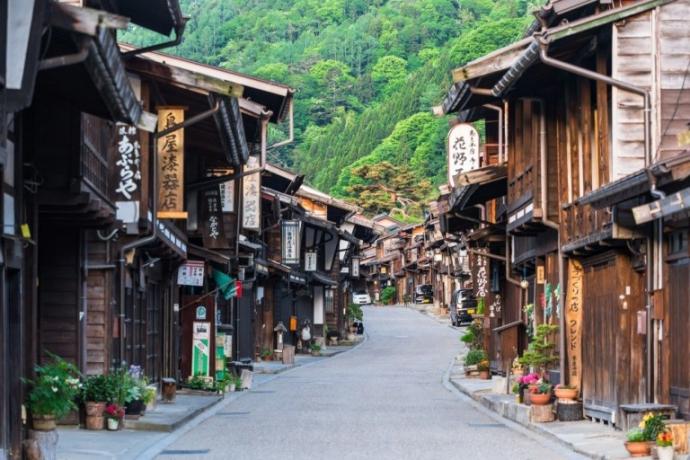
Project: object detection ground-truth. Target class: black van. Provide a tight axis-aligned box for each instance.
[450,288,477,326]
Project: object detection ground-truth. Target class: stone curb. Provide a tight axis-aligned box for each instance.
[448,377,615,460]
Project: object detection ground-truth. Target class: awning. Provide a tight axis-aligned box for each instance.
[267,258,290,274]
[142,220,187,259]
[450,165,507,212]
[239,237,263,252]
[39,6,145,128]
[254,257,270,275]
[288,271,308,285]
[188,243,229,267]
[310,271,337,286]
[633,185,690,225]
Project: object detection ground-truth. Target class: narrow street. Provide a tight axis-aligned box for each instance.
[156,307,582,460]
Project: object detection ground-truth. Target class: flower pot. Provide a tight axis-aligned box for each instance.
[106,418,120,431]
[479,370,491,380]
[657,446,674,460]
[85,401,106,417]
[522,388,532,405]
[311,351,321,357]
[530,393,551,406]
[554,388,578,400]
[125,399,145,418]
[624,441,652,458]
[32,414,57,431]
[162,378,176,403]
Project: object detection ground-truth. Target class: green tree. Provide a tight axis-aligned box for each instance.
[371,55,407,96]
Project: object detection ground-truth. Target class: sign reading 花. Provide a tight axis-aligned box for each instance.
[305,251,317,271]
[447,123,480,187]
[474,250,488,299]
[351,257,360,277]
[566,259,584,389]
[177,260,205,286]
[242,155,261,231]
[282,220,301,265]
[157,107,187,219]
[201,186,228,249]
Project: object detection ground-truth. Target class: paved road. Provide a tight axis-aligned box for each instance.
[156,307,582,460]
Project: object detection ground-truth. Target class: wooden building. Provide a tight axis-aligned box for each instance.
[440,0,690,424]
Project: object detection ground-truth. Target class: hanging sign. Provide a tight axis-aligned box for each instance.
[191,322,211,377]
[112,123,145,224]
[200,186,229,249]
[474,250,488,299]
[282,220,301,265]
[157,107,187,219]
[305,251,317,272]
[351,257,360,277]
[242,155,261,231]
[447,123,480,187]
[207,169,234,212]
[177,260,205,286]
[566,259,584,389]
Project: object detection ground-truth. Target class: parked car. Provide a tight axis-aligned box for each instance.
[352,291,372,305]
[414,284,433,304]
[449,288,477,326]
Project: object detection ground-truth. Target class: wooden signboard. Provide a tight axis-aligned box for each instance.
[566,259,584,389]
[112,123,146,224]
[242,155,261,231]
[200,186,229,249]
[157,106,187,219]
[447,123,480,187]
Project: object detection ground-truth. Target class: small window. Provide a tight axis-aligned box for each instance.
[669,230,688,256]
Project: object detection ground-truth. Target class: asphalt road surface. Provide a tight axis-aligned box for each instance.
[156,306,583,460]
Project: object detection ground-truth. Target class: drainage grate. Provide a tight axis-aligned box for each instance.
[466,423,505,428]
[215,411,251,416]
[160,449,211,455]
[248,390,275,394]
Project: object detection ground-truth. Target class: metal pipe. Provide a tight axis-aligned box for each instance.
[121,23,187,59]
[538,40,656,400]
[38,46,89,71]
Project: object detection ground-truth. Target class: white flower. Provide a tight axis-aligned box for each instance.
[51,387,58,392]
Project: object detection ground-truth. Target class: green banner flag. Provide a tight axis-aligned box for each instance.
[212,269,236,300]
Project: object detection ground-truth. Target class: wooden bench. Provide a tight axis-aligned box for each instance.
[619,403,677,431]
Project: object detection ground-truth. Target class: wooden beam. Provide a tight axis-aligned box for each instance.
[50,2,129,37]
[452,38,531,83]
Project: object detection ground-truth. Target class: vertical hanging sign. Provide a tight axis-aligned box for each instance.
[242,155,261,231]
[351,257,360,277]
[566,259,584,389]
[157,107,187,219]
[112,123,145,224]
[200,186,229,248]
[282,220,301,265]
[304,251,317,272]
[447,123,480,187]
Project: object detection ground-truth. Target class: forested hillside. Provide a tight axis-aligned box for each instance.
[121,0,536,221]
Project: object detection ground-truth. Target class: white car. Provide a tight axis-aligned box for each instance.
[352,292,372,305]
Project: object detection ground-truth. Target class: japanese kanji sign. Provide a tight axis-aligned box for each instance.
[282,220,301,266]
[200,186,229,249]
[351,257,360,278]
[447,123,480,187]
[304,251,317,272]
[242,155,261,231]
[566,259,584,389]
[157,107,186,219]
[206,168,234,213]
[112,123,145,224]
[177,260,205,286]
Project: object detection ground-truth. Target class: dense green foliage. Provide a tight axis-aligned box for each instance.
[380,286,397,305]
[121,0,536,219]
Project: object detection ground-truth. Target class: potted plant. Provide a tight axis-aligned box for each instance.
[234,375,244,391]
[23,354,81,431]
[625,428,651,457]
[260,347,273,361]
[529,382,552,406]
[464,349,487,376]
[477,360,491,380]
[142,385,157,412]
[82,374,109,430]
[641,412,667,448]
[656,430,674,460]
[104,403,125,431]
[310,342,322,356]
[518,324,559,377]
[554,384,578,401]
[517,372,539,404]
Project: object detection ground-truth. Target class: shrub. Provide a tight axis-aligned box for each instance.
[24,353,81,418]
[82,374,109,402]
[347,303,363,321]
[627,428,646,442]
[464,349,487,366]
[518,323,559,372]
[380,286,396,304]
[461,320,484,351]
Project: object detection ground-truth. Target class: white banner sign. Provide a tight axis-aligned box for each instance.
[351,257,360,277]
[282,220,301,265]
[448,123,480,187]
[305,251,317,272]
[177,260,205,286]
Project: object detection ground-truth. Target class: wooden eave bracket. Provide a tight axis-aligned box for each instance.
[50,2,130,37]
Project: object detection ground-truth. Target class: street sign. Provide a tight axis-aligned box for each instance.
[191,322,211,377]
[177,260,205,286]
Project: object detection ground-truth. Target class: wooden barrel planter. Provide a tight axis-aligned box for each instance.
[557,401,583,421]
